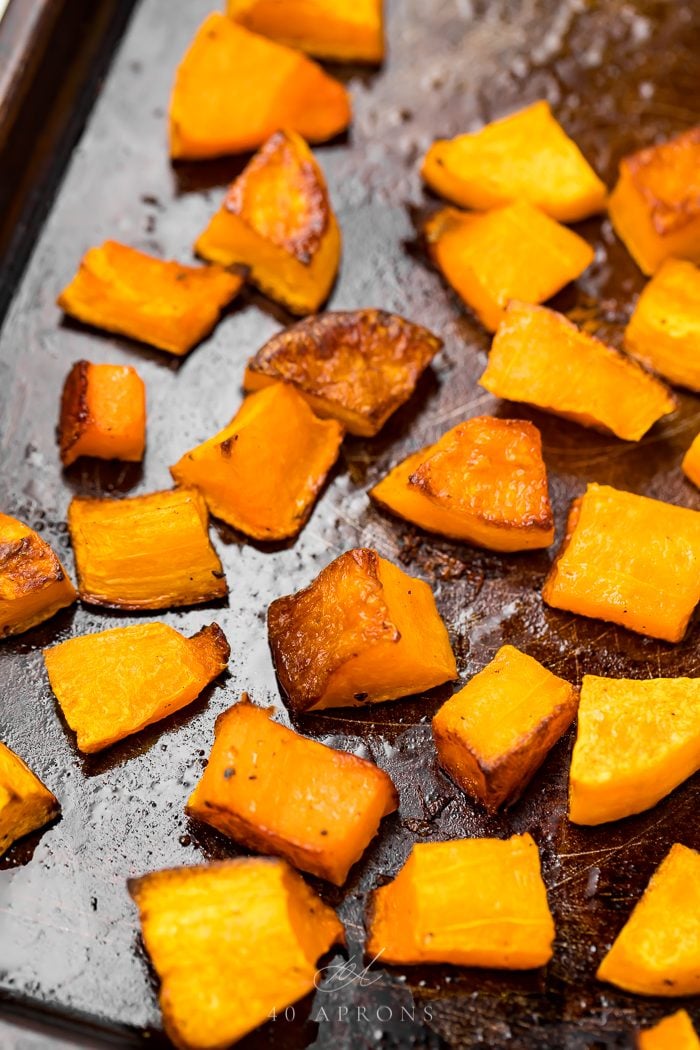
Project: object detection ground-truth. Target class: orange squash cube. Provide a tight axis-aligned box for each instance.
[370,416,553,551]
[638,1011,700,1050]
[244,309,441,436]
[0,513,76,638]
[187,697,398,884]
[425,202,594,331]
[0,742,59,856]
[58,360,146,466]
[366,834,554,968]
[543,483,700,643]
[169,14,351,160]
[683,432,700,489]
[421,100,606,222]
[624,258,700,391]
[196,130,340,315]
[129,858,344,1049]
[609,127,700,274]
[268,547,457,712]
[480,301,676,441]
[227,0,384,63]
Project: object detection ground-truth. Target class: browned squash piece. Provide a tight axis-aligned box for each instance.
[268,548,457,712]
[480,301,676,441]
[57,241,243,356]
[543,483,700,643]
[432,645,577,811]
[244,310,442,436]
[227,0,383,63]
[195,130,340,315]
[609,127,700,274]
[68,488,226,610]
[129,858,345,1049]
[171,383,343,541]
[44,622,230,753]
[683,432,700,489]
[624,259,700,391]
[0,513,76,638]
[366,834,554,968]
[0,742,59,856]
[169,13,351,160]
[187,697,398,884]
[637,1011,700,1050]
[370,416,553,551]
[59,360,146,466]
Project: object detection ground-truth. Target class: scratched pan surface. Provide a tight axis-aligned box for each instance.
[0,0,699,1047]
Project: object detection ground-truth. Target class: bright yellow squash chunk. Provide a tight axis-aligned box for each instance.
[0,742,59,856]
[0,513,76,639]
[638,1011,700,1050]
[625,258,700,391]
[683,432,700,489]
[227,0,384,63]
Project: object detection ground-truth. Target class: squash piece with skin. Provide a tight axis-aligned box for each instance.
[366,834,554,968]
[0,742,59,856]
[0,513,76,639]
[129,858,345,1050]
[683,432,700,489]
[187,697,398,885]
[268,547,457,712]
[59,360,146,466]
[625,258,700,391]
[637,1011,700,1050]
[227,0,384,63]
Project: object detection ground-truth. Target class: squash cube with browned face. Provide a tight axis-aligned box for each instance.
[637,1011,700,1050]
[0,742,59,857]
[683,432,700,489]
[268,548,457,712]
[59,361,146,466]
[0,513,76,639]
[227,0,384,64]
[625,258,700,391]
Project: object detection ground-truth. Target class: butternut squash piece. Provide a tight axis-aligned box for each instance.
[129,858,344,1050]
[268,547,457,712]
[227,0,383,64]
[169,14,351,159]
[196,130,340,315]
[57,241,243,356]
[0,513,76,638]
[0,742,59,856]
[366,834,554,968]
[480,301,676,441]
[625,259,700,391]
[68,488,226,610]
[683,432,700,489]
[187,697,397,884]
[638,1011,700,1050]
[421,100,606,222]
[433,646,576,811]
[58,360,146,466]
[171,383,343,541]
[425,202,594,331]
[597,844,700,996]
[244,309,441,436]
[543,483,700,643]
[370,416,553,551]
[44,622,229,754]
[609,127,700,274]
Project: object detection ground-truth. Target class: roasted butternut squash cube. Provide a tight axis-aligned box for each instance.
[370,416,553,551]
[227,0,384,63]
[421,100,606,222]
[683,432,700,489]
[196,130,340,316]
[169,14,351,160]
[543,483,700,643]
[187,697,398,884]
[481,302,676,441]
[0,513,76,639]
[58,360,146,466]
[425,202,594,331]
[244,309,441,436]
[129,858,344,1049]
[624,259,700,391]
[609,127,700,275]
[57,241,243,356]
[638,1011,700,1050]
[433,646,576,812]
[268,548,457,712]
[597,844,700,996]
[0,742,59,856]
[366,834,554,968]
[68,488,226,610]
[44,622,229,754]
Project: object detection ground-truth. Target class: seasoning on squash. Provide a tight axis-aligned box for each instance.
[624,258,700,391]
[0,742,59,857]
[370,416,554,551]
[433,646,577,812]
[0,513,76,639]
[609,126,700,274]
[425,201,594,331]
[569,674,700,826]
[195,129,340,316]
[57,241,243,356]
[637,1011,700,1050]
[129,858,344,1050]
[597,844,700,996]
[543,483,700,643]
[227,0,384,63]
[171,383,343,541]
[58,361,146,467]
[44,622,230,754]
[421,100,606,222]
[268,547,457,713]
[244,309,442,436]
[480,301,676,441]
[169,13,351,160]
[365,833,554,968]
[68,488,226,610]
[682,432,700,489]
[187,696,398,885]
